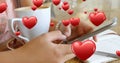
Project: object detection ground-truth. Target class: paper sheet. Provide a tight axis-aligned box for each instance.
[88,30,120,63]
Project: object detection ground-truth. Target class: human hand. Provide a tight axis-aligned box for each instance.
[50,19,97,43]
[59,20,97,42]
[13,30,75,63]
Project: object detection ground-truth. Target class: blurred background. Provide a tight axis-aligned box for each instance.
[110,0,120,34]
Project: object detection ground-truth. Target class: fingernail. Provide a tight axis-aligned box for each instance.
[61,35,67,40]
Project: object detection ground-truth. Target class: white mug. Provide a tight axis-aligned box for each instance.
[11,5,51,42]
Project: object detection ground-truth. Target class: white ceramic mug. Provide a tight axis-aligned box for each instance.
[11,5,51,42]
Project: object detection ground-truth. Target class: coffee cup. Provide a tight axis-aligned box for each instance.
[11,5,51,42]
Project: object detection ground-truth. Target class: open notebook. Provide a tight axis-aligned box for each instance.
[88,30,120,63]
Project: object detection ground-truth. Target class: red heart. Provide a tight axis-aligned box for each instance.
[63,1,68,5]
[62,19,70,26]
[89,11,106,26]
[68,9,74,15]
[50,22,55,27]
[22,16,37,29]
[71,40,96,60]
[15,31,21,36]
[31,5,37,11]
[52,0,61,6]
[33,0,43,7]
[70,18,80,26]
[62,3,69,11]
[116,50,120,57]
[0,2,7,13]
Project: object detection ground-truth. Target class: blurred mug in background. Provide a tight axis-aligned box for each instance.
[14,0,49,8]
[14,0,32,8]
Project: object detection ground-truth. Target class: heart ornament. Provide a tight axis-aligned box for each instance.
[71,40,96,60]
[22,16,37,29]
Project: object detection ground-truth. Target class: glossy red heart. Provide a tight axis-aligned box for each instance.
[71,40,96,60]
[0,2,7,13]
[116,50,120,57]
[31,5,37,11]
[68,9,74,15]
[70,18,80,26]
[52,0,61,6]
[62,3,69,11]
[22,16,37,29]
[33,0,43,7]
[62,19,70,26]
[89,11,106,26]
[15,31,21,36]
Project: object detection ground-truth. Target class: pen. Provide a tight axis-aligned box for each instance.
[95,51,120,58]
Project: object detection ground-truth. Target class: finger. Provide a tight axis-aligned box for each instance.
[58,44,73,55]
[79,21,94,34]
[59,24,71,37]
[63,25,71,37]
[93,36,97,42]
[45,30,66,42]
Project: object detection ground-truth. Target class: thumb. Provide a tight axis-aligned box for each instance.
[59,24,71,37]
[93,36,97,42]
[46,30,67,42]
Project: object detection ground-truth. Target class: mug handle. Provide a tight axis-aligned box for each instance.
[11,18,30,42]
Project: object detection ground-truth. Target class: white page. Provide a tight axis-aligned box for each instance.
[88,30,120,63]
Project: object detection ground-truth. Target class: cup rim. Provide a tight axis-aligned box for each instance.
[14,3,51,11]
